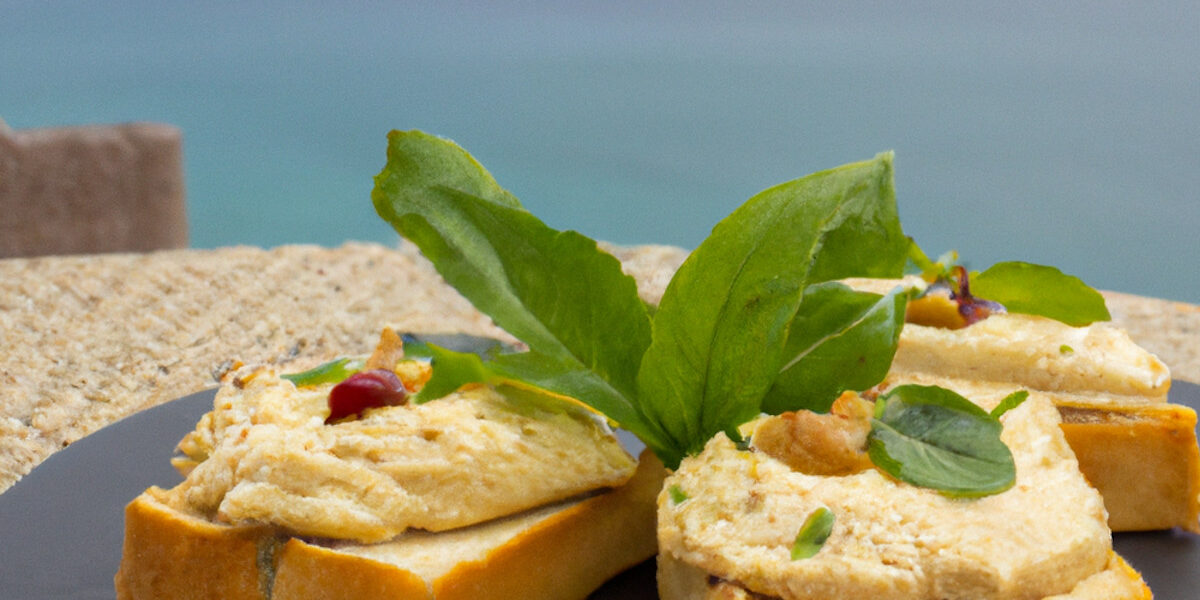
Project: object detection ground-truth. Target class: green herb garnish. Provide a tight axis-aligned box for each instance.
[908,242,1110,327]
[970,261,1111,326]
[1060,344,1075,355]
[763,282,909,414]
[371,131,1021,498]
[989,390,1029,420]
[791,506,835,560]
[372,131,907,468]
[868,385,1017,497]
[281,357,365,387]
[373,130,669,457]
[632,151,907,464]
[668,484,689,505]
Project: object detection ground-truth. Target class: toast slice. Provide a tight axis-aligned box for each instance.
[164,363,638,543]
[116,336,664,599]
[115,449,664,600]
[656,386,1151,599]
[848,278,1199,531]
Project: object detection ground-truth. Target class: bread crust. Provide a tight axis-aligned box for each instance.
[1059,400,1200,532]
[116,452,663,599]
[114,487,272,600]
[657,551,1152,600]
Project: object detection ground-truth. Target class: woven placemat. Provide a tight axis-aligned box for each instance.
[1,241,1193,493]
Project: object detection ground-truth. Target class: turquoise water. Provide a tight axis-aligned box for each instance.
[3,2,1197,301]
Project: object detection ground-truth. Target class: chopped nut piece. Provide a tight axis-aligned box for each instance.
[751,392,874,476]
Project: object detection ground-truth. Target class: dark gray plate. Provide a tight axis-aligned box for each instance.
[2,382,1197,599]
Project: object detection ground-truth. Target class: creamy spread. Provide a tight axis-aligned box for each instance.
[893,313,1170,398]
[164,366,636,543]
[657,387,1112,600]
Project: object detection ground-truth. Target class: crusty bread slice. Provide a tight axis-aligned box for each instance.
[115,450,664,600]
[657,551,1151,600]
[846,277,1199,531]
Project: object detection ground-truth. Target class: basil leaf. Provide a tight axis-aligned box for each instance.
[868,384,1016,497]
[282,358,365,387]
[421,344,678,457]
[374,131,651,398]
[989,390,1029,420]
[637,153,905,467]
[762,282,908,414]
[791,506,835,560]
[970,261,1110,326]
[804,156,908,283]
[372,131,672,452]
[409,343,492,402]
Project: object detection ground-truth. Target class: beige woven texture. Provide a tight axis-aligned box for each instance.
[0,241,1195,493]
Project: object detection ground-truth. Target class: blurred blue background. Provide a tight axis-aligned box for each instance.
[3,1,1197,301]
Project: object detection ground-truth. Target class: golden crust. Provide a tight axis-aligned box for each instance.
[114,487,272,600]
[271,541,430,599]
[1059,400,1200,532]
[115,452,664,600]
[657,551,1151,600]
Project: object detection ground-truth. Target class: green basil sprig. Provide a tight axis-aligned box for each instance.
[868,385,1019,498]
[634,151,907,461]
[371,131,908,468]
[282,357,365,387]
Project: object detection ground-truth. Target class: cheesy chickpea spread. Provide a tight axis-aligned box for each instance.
[160,359,636,544]
[657,387,1115,600]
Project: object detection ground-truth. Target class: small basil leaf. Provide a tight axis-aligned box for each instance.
[762,282,907,414]
[282,358,365,387]
[989,390,1029,420]
[791,506,835,560]
[868,384,1016,498]
[970,261,1110,326]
